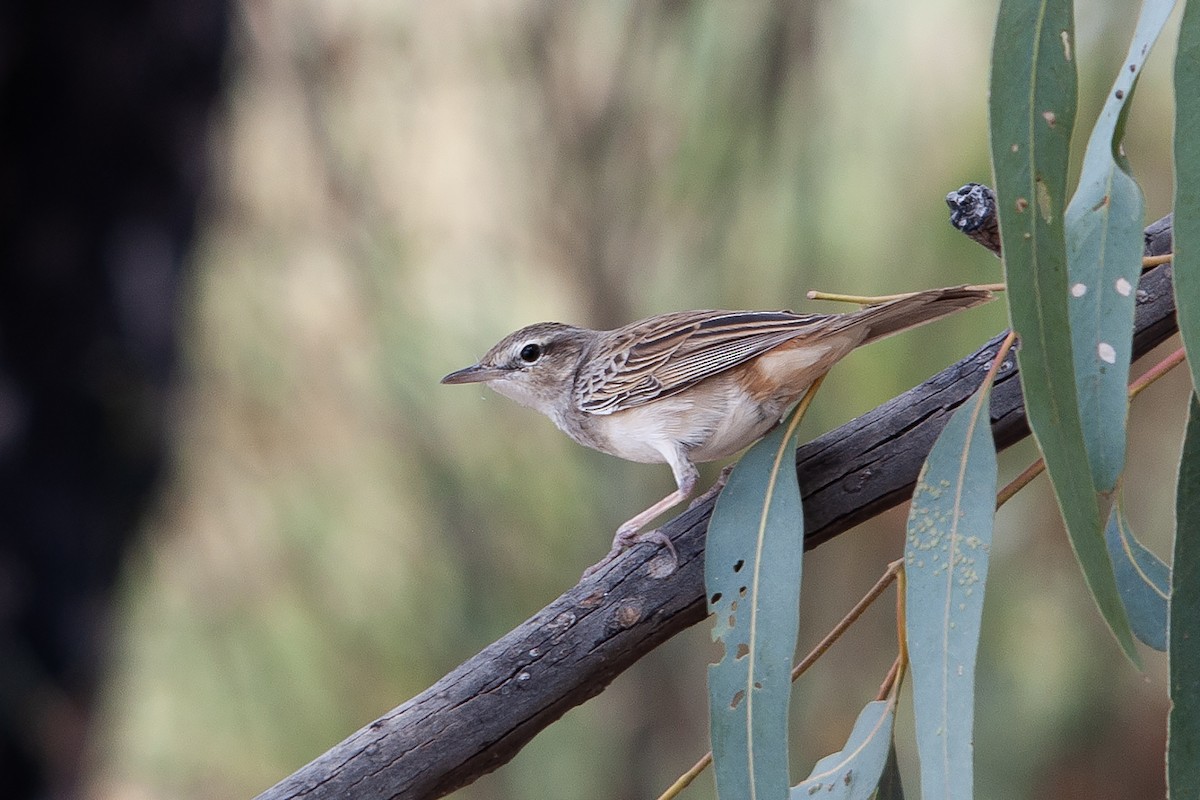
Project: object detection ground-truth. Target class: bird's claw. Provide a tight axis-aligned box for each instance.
[581,527,678,580]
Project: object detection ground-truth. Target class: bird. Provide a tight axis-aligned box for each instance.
[442,285,993,576]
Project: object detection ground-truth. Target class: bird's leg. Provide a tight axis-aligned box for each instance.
[599,379,827,577]
[582,455,698,578]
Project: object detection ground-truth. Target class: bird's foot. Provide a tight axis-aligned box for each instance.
[581,526,678,580]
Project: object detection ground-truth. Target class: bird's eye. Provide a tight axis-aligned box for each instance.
[518,343,542,363]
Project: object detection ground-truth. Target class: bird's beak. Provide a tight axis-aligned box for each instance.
[440,363,506,385]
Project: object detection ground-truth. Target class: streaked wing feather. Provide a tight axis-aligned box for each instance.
[576,310,828,414]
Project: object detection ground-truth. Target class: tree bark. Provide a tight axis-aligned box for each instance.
[256,210,1178,800]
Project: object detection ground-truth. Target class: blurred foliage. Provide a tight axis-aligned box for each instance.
[87,1,1183,798]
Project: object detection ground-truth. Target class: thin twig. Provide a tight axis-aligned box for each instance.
[1129,346,1187,400]
[791,559,904,683]
[996,459,1045,510]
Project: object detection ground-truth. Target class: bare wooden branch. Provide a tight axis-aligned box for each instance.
[256,209,1177,800]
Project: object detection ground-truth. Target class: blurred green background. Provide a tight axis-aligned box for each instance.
[85,1,1186,798]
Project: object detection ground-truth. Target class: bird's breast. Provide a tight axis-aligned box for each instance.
[568,374,783,465]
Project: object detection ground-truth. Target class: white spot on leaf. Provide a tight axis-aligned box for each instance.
[1071,283,1088,297]
[1098,342,1117,364]
[1116,278,1132,296]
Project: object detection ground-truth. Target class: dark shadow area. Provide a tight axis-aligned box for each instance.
[0,2,227,796]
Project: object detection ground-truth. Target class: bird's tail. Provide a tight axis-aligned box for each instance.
[832,285,996,346]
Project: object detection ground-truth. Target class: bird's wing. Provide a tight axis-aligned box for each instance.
[574,310,829,414]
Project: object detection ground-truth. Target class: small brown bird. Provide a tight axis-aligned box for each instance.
[442,286,992,575]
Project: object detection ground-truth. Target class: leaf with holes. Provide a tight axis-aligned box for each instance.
[789,699,895,800]
[904,379,997,800]
[706,416,804,800]
[989,0,1137,662]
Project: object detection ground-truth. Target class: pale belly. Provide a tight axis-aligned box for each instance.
[572,373,796,465]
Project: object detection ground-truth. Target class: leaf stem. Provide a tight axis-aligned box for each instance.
[805,283,1007,305]
[656,752,713,800]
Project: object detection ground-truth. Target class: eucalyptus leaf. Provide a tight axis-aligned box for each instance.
[789,700,894,800]
[1065,0,1176,492]
[988,0,1138,662]
[707,417,805,800]
[1171,395,1200,797]
[1103,500,1169,651]
[1169,7,1200,793]
[1177,0,1200,395]
[904,380,997,800]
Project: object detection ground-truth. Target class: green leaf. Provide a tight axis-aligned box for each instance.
[1170,9,1200,796]
[789,700,895,800]
[707,417,805,800]
[1065,0,1176,492]
[1170,395,1200,798]
[1176,0,1200,395]
[904,380,998,800]
[989,0,1138,662]
[1103,500,1169,651]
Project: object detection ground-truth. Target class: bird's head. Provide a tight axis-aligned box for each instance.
[441,322,591,419]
